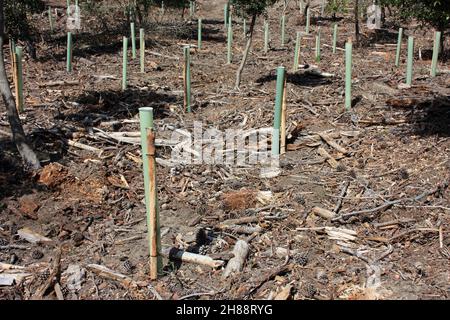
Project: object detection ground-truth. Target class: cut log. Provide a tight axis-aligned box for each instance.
[223,240,249,278]
[311,206,336,219]
[161,247,224,268]
[86,264,138,289]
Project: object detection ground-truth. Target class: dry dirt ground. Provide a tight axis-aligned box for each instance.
[0,0,449,300]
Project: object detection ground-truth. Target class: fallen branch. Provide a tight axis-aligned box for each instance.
[161,247,225,268]
[223,240,249,279]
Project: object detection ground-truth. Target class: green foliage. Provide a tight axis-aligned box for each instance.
[381,0,450,30]
[230,0,278,18]
[326,0,349,17]
[4,0,45,40]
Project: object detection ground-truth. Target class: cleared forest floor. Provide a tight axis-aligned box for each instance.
[0,0,449,299]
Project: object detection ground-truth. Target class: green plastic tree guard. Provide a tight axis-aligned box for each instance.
[140,28,145,73]
[131,22,136,59]
[66,32,73,72]
[184,46,191,112]
[49,7,54,32]
[406,36,414,86]
[138,107,162,278]
[281,14,286,47]
[264,20,269,54]
[198,19,202,50]
[227,16,233,64]
[15,46,24,113]
[316,28,321,62]
[345,42,352,110]
[332,24,338,54]
[430,31,441,77]
[293,31,301,71]
[395,27,403,67]
[306,7,310,34]
[272,66,286,156]
[122,37,128,90]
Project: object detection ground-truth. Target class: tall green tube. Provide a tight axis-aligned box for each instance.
[184,46,191,112]
[306,7,310,34]
[49,7,54,32]
[332,24,338,54]
[131,22,136,59]
[122,37,128,91]
[227,15,233,64]
[15,46,24,113]
[66,32,73,72]
[272,66,286,156]
[395,27,403,67]
[66,0,70,15]
[315,28,321,62]
[140,28,145,73]
[293,31,301,71]
[264,20,269,54]
[281,14,286,47]
[406,36,414,86]
[243,19,247,36]
[198,19,202,50]
[190,1,195,18]
[430,31,441,77]
[138,107,162,275]
[224,3,229,29]
[345,42,352,110]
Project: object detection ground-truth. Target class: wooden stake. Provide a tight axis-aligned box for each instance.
[139,107,161,280]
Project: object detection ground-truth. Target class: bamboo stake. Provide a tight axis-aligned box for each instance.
[183,46,191,112]
[281,14,286,47]
[332,24,338,54]
[15,47,24,113]
[227,15,232,64]
[66,32,73,72]
[306,7,310,34]
[122,37,128,91]
[293,31,301,71]
[430,31,441,77]
[198,19,202,50]
[140,28,145,73]
[406,36,414,86]
[139,107,161,280]
[264,20,269,54]
[395,27,403,67]
[131,22,136,59]
[345,41,352,110]
[272,66,286,156]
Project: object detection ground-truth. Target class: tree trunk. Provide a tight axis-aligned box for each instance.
[0,0,40,170]
[354,0,360,46]
[234,14,256,90]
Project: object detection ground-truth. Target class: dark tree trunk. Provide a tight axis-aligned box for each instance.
[0,0,40,170]
[234,14,256,89]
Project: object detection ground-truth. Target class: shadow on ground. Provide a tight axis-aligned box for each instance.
[256,70,333,87]
[408,95,450,137]
[58,87,180,126]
